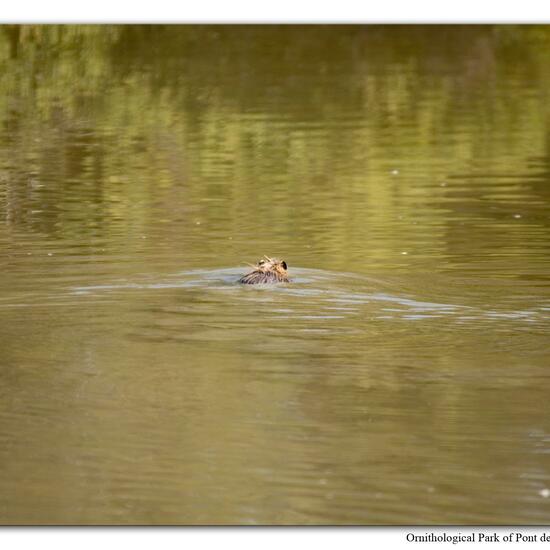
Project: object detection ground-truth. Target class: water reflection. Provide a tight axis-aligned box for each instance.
[1,25,550,525]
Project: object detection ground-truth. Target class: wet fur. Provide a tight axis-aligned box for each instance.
[239,256,289,284]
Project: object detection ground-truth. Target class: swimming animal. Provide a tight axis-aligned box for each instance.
[239,256,289,284]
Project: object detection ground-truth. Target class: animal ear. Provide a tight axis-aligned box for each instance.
[281,261,287,270]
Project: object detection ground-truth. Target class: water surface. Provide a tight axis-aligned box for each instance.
[1,25,550,524]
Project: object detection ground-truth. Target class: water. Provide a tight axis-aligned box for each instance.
[1,25,550,524]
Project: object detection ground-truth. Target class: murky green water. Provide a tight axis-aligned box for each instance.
[1,25,550,525]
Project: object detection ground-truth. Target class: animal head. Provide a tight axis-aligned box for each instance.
[255,256,288,276]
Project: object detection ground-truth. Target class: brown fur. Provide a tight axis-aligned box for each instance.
[239,256,289,284]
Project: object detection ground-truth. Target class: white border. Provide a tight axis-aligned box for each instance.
[1,0,550,23]
[2,527,550,550]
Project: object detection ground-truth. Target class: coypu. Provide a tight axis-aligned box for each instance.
[239,256,289,284]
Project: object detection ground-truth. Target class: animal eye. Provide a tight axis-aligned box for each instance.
[281,261,287,270]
